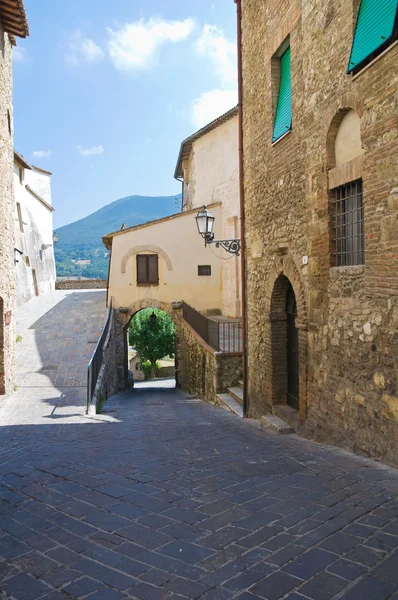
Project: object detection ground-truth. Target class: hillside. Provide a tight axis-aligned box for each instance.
[55,194,181,279]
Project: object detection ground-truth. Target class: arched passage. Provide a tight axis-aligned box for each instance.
[116,299,180,390]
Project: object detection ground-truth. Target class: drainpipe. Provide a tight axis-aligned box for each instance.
[235,0,248,418]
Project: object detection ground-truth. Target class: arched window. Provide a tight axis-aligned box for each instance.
[327,109,365,266]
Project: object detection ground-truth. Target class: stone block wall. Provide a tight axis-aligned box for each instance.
[0,27,16,395]
[240,0,398,465]
[56,279,107,290]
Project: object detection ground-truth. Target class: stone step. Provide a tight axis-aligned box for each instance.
[238,380,243,390]
[228,386,244,406]
[260,415,294,435]
[216,393,243,418]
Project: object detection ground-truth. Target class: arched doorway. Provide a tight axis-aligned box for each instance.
[270,275,300,412]
[286,283,299,410]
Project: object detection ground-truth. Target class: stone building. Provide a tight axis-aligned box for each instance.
[14,152,56,307]
[0,2,29,395]
[238,0,398,465]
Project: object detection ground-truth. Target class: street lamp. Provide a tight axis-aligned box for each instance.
[149,311,157,326]
[195,205,241,256]
[52,231,59,245]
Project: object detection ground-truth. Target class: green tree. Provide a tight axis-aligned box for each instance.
[129,309,175,379]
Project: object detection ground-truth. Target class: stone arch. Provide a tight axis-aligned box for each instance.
[121,245,173,274]
[116,299,180,390]
[263,255,308,422]
[324,95,364,169]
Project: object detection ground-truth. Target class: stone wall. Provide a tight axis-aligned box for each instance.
[56,279,107,290]
[241,0,398,465]
[0,27,15,395]
[89,309,118,414]
[177,316,242,405]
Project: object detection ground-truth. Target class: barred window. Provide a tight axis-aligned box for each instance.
[198,265,211,276]
[332,179,364,266]
[136,254,159,285]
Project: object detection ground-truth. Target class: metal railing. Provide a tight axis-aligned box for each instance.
[182,302,242,353]
[87,298,113,412]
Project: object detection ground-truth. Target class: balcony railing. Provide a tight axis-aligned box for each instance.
[182,302,242,353]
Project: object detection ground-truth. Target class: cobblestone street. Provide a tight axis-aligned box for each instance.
[1,294,398,599]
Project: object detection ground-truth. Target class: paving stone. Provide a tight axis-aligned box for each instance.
[12,551,59,577]
[160,521,206,543]
[338,575,397,599]
[40,567,80,588]
[249,571,302,600]
[199,544,247,571]
[239,525,284,549]
[84,511,131,532]
[83,545,150,576]
[0,535,30,559]
[343,522,375,539]
[201,526,250,550]
[116,523,174,549]
[319,532,360,554]
[267,544,305,566]
[62,576,102,597]
[138,513,176,530]
[262,533,297,552]
[1,572,51,600]
[365,532,398,552]
[372,551,398,584]
[157,540,214,564]
[72,558,135,590]
[139,567,176,585]
[297,570,348,599]
[327,558,368,581]
[85,590,126,600]
[107,502,148,519]
[224,562,275,590]
[345,544,385,566]
[127,581,170,599]
[283,548,338,580]
[164,575,211,598]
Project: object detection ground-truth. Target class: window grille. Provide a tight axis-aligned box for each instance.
[136,254,159,285]
[198,265,211,276]
[332,179,364,266]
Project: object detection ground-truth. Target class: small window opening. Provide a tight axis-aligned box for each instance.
[17,203,24,232]
[198,265,211,276]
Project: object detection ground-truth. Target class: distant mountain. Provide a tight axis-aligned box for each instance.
[55,194,181,279]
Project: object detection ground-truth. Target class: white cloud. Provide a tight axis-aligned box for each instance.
[195,24,237,87]
[66,31,104,66]
[192,89,238,129]
[78,145,104,157]
[13,47,29,64]
[107,17,195,71]
[32,150,52,159]
[191,25,238,128]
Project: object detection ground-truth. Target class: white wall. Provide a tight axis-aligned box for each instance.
[182,116,241,317]
[14,161,56,307]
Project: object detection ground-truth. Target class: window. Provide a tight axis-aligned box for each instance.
[272,46,292,143]
[16,203,24,232]
[136,254,159,285]
[7,110,11,136]
[198,265,211,276]
[19,167,24,184]
[347,0,398,74]
[332,180,364,266]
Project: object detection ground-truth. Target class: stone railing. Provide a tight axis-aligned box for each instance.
[56,279,107,290]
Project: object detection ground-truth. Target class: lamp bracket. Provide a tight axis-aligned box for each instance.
[203,233,241,256]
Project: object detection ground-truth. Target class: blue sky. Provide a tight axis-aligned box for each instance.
[13,1,238,228]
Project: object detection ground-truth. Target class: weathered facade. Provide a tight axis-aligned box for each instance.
[0,2,29,395]
[240,0,398,465]
[14,153,56,307]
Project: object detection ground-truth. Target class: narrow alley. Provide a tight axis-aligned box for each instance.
[0,293,398,599]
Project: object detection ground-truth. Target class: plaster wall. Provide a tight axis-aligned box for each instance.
[108,204,223,314]
[182,116,241,317]
[0,26,16,395]
[14,163,56,307]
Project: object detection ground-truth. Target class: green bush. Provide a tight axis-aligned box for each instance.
[141,360,161,380]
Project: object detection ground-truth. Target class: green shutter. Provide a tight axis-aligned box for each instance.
[348,0,398,73]
[272,47,292,143]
